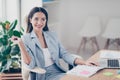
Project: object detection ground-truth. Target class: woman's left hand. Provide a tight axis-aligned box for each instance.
[85,61,99,66]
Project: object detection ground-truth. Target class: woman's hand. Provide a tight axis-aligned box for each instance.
[85,61,99,66]
[74,58,86,65]
[74,58,99,66]
[10,36,22,44]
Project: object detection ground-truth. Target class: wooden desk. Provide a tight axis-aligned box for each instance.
[0,73,22,80]
[83,50,120,80]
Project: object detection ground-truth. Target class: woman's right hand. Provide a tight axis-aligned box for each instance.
[10,36,22,44]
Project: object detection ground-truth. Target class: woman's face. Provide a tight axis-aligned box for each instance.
[30,12,46,32]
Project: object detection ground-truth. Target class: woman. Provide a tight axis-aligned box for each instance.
[11,7,98,80]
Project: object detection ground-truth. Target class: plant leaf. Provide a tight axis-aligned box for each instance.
[1,60,7,67]
[13,30,21,37]
[7,19,17,34]
[2,45,11,55]
[10,45,20,55]
[0,37,8,46]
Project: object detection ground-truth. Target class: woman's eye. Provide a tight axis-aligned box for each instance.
[33,17,46,22]
[35,18,39,21]
[42,18,46,21]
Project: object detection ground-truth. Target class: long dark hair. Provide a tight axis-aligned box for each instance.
[26,7,49,33]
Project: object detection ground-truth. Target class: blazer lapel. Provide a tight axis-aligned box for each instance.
[30,31,42,50]
[30,31,45,67]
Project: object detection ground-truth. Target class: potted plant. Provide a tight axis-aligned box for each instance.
[0,19,23,73]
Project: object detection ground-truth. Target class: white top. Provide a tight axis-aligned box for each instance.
[42,48,54,67]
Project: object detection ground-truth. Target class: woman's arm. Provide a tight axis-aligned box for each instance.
[74,58,86,65]
[11,36,31,65]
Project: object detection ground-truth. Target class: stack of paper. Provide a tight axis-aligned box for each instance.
[67,65,104,77]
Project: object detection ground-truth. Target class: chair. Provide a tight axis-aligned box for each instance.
[21,57,46,80]
[102,18,120,50]
[77,16,101,53]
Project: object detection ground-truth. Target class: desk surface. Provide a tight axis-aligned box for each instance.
[80,50,120,80]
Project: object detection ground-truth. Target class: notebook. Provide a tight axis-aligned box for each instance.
[99,50,120,68]
[67,65,104,77]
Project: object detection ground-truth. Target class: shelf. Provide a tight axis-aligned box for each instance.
[43,1,59,5]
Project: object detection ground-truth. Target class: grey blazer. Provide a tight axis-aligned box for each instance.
[22,30,77,72]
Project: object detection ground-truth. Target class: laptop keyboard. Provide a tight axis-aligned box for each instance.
[107,59,119,67]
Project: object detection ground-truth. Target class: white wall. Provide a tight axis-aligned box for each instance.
[6,0,20,29]
[58,0,120,51]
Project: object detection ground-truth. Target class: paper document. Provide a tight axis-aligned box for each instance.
[67,65,104,77]
[100,51,120,59]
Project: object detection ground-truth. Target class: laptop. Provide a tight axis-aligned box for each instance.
[99,58,120,68]
[99,50,120,68]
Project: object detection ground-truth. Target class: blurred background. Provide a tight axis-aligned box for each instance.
[0,0,120,59]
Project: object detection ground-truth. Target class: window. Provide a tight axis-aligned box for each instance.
[0,0,3,21]
[0,0,21,30]
[6,0,20,21]
[6,0,21,29]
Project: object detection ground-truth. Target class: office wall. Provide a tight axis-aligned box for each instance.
[57,0,120,51]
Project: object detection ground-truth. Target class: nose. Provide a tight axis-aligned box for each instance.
[38,20,43,24]
[37,20,43,25]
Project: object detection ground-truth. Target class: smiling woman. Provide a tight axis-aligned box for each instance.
[21,0,42,31]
